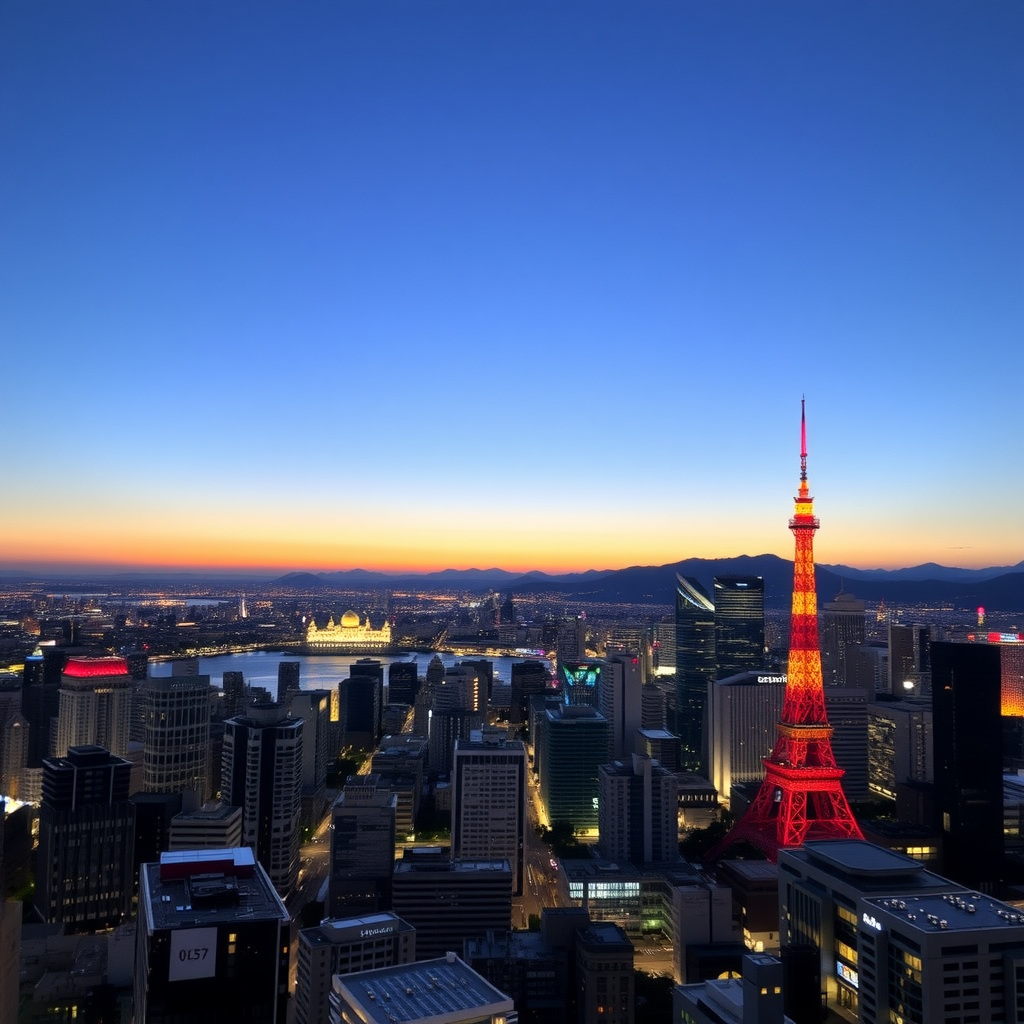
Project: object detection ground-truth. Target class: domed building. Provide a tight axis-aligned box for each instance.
[305,610,392,651]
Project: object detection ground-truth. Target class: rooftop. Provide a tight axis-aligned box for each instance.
[864,892,1024,936]
[141,848,287,932]
[332,953,514,1023]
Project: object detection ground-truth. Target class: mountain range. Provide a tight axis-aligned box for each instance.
[270,557,1024,612]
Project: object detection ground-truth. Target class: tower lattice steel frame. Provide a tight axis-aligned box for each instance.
[709,401,863,862]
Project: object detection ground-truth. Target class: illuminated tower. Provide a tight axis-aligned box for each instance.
[710,402,862,862]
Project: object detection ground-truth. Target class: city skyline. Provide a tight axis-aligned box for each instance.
[2,3,1022,577]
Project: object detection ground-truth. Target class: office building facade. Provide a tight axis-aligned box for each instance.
[295,912,416,1024]
[35,744,134,930]
[713,576,765,679]
[56,656,133,757]
[140,675,211,805]
[221,703,303,898]
[452,732,526,895]
[598,753,678,866]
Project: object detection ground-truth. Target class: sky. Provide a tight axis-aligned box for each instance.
[1,1,1022,577]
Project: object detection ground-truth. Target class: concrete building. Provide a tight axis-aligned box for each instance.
[777,838,999,1018]
[597,753,678,865]
[710,671,786,807]
[866,700,933,801]
[600,653,643,761]
[168,800,243,850]
[391,847,512,960]
[821,592,866,688]
[575,921,634,1024]
[222,702,303,898]
[288,689,332,829]
[673,952,791,1024]
[452,731,526,894]
[295,912,416,1024]
[135,848,290,1023]
[328,775,397,917]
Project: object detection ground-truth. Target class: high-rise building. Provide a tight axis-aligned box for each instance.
[371,734,428,838]
[709,671,785,807]
[556,615,588,665]
[351,658,385,738]
[866,700,933,802]
[823,687,869,802]
[135,848,290,1024]
[391,847,512,960]
[329,954,515,1024]
[387,661,419,706]
[22,646,62,767]
[674,575,716,776]
[295,912,417,1024]
[451,732,526,895]
[888,622,932,700]
[140,675,211,807]
[55,656,133,757]
[221,670,247,716]
[221,703,303,898]
[536,704,610,835]
[510,659,551,728]
[35,744,134,930]
[710,403,862,861]
[328,774,397,917]
[780,838,1024,1022]
[339,673,382,749]
[600,653,643,760]
[288,689,332,829]
[598,753,678,866]
[931,640,1003,891]
[277,660,300,705]
[821,592,866,688]
[713,576,765,679]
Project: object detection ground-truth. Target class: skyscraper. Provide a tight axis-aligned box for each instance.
[931,640,1003,891]
[55,656,133,757]
[35,744,134,930]
[288,689,332,829]
[328,774,397,918]
[820,592,866,688]
[536,704,610,835]
[713,576,765,678]
[674,575,716,776]
[451,732,527,894]
[221,703,303,898]
[510,659,550,728]
[140,675,211,807]
[710,402,862,861]
[599,652,643,760]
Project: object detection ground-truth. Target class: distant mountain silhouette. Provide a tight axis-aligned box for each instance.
[268,557,1024,612]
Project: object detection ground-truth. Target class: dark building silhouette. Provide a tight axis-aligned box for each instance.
[35,744,135,930]
[713,575,765,678]
[277,660,301,705]
[821,592,866,688]
[387,661,419,706]
[674,575,716,775]
[931,640,1003,891]
[391,846,512,960]
[22,646,64,766]
[510,660,550,728]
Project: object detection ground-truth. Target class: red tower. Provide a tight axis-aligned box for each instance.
[709,401,863,862]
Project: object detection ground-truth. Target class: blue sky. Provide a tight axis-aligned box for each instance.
[2,1,1022,574]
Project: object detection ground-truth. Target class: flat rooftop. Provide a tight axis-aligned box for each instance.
[141,851,287,932]
[865,892,1024,936]
[333,954,513,1023]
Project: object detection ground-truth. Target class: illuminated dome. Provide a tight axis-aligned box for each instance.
[341,610,361,628]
